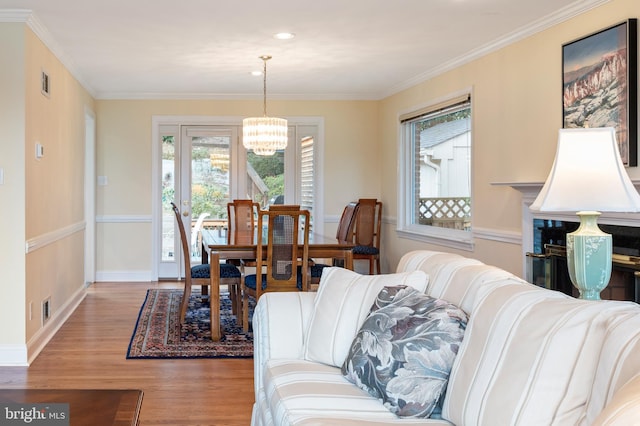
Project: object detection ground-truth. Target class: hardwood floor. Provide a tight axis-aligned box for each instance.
[0,282,255,425]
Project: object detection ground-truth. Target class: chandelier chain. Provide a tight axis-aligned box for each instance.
[262,57,268,117]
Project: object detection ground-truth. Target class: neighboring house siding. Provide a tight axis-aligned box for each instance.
[419,119,470,198]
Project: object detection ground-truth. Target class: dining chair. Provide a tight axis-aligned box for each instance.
[309,201,360,288]
[171,202,242,325]
[226,199,260,320]
[266,204,330,288]
[227,200,260,245]
[242,207,310,331]
[352,198,383,274]
[336,201,360,244]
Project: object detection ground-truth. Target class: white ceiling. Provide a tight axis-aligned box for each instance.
[0,0,607,100]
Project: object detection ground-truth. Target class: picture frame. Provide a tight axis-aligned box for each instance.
[562,19,637,166]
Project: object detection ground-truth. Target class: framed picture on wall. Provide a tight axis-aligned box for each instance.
[562,19,638,166]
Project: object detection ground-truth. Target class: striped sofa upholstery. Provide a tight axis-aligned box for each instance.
[251,250,640,426]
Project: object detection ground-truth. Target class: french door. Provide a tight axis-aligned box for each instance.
[154,118,323,280]
[158,125,240,278]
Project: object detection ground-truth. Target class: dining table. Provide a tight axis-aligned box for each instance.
[200,228,355,341]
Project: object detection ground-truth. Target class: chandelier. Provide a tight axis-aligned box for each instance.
[243,55,288,156]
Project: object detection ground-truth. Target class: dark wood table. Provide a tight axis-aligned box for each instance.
[0,389,143,426]
[201,229,354,340]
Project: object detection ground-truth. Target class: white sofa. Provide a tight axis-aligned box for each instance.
[251,250,640,425]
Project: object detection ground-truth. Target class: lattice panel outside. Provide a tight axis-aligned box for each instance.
[418,197,471,230]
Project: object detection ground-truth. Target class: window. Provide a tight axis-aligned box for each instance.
[397,93,473,250]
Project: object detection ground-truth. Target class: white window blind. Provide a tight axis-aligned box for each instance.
[300,136,314,213]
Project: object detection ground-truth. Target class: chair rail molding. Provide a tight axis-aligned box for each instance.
[95,215,152,223]
[26,221,85,254]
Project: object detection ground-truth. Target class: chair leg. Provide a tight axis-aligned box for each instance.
[242,291,249,333]
[375,257,381,275]
[235,284,243,328]
[180,282,192,325]
[369,258,374,275]
[229,284,237,315]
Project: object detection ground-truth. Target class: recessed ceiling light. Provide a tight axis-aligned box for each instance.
[250,70,262,76]
[273,32,295,40]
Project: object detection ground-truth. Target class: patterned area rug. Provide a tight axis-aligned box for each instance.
[126,289,254,359]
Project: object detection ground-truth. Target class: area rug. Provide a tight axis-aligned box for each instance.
[126,289,254,359]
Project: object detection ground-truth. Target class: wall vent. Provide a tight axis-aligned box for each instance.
[41,69,50,97]
[42,297,51,325]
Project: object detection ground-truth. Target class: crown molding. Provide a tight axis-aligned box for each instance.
[0,9,31,22]
[1,1,610,101]
[0,9,97,98]
[94,91,378,101]
[378,0,611,99]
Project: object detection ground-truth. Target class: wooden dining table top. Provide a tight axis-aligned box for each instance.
[201,229,355,264]
[201,228,355,249]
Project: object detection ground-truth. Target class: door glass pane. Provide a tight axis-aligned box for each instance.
[247,151,284,208]
[161,135,176,262]
[190,135,231,259]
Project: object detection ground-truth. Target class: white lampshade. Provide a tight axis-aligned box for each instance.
[530,127,640,213]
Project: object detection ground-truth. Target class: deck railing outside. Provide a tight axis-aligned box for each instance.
[418,197,471,230]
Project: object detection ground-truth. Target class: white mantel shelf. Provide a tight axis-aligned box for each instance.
[492,180,640,196]
[492,180,640,224]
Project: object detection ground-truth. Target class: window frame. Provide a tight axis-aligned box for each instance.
[396,89,474,251]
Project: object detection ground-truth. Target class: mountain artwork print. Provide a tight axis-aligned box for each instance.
[562,19,637,166]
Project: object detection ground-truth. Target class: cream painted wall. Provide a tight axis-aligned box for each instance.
[95,100,379,275]
[0,24,27,347]
[379,0,640,275]
[23,29,94,345]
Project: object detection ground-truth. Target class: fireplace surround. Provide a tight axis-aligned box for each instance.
[497,182,640,302]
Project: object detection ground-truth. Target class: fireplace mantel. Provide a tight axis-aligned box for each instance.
[492,181,640,277]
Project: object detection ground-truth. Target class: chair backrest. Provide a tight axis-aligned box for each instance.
[336,201,359,244]
[268,204,301,211]
[227,200,260,245]
[353,198,382,248]
[255,207,310,298]
[171,202,192,285]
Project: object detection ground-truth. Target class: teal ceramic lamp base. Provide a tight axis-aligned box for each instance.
[566,211,612,300]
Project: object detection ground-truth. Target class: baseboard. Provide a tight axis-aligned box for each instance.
[25,285,87,366]
[0,285,87,366]
[96,270,153,282]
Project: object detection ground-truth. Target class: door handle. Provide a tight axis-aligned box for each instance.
[183,211,189,217]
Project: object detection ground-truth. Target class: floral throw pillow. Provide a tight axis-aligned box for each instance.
[341,286,468,418]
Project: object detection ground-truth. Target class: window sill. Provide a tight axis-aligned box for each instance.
[396,227,475,252]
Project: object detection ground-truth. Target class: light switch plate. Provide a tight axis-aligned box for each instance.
[97,176,108,186]
[35,143,44,159]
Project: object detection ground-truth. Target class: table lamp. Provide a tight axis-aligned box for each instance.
[530,127,640,300]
